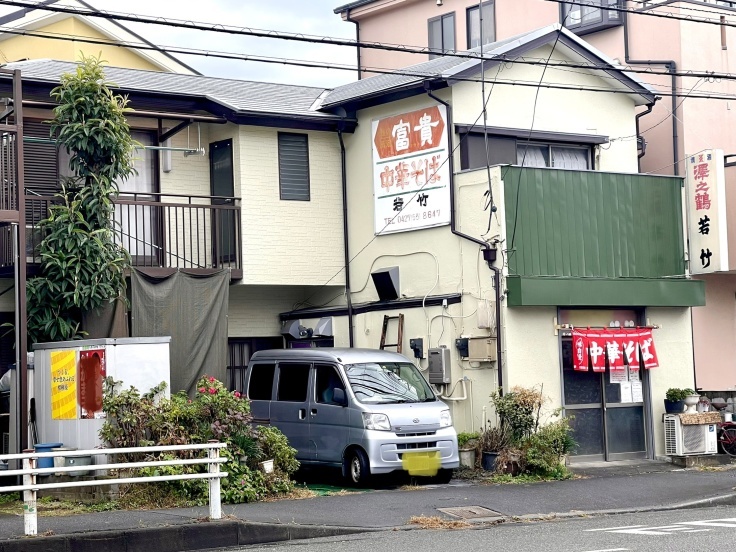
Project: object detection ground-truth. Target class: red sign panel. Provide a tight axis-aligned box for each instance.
[570,328,659,370]
[373,106,446,160]
[572,329,589,372]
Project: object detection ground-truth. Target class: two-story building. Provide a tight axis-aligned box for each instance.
[283,24,704,461]
[336,0,736,401]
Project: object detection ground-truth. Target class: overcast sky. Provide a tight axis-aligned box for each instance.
[3,0,361,88]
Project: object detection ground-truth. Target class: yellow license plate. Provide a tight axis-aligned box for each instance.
[402,450,441,476]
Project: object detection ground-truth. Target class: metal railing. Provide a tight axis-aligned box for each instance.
[0,192,242,275]
[0,442,227,536]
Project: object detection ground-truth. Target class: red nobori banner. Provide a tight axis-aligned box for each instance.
[570,328,659,371]
[373,106,446,160]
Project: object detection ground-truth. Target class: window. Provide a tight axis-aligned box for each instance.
[315,364,346,405]
[276,363,310,402]
[247,363,276,400]
[228,337,283,392]
[562,0,622,35]
[459,131,595,171]
[467,2,495,49]
[428,12,455,58]
[278,133,310,201]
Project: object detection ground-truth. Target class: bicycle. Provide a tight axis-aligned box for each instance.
[717,421,736,456]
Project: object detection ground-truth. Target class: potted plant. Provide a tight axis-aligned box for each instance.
[665,388,695,414]
[479,425,511,471]
[457,431,480,469]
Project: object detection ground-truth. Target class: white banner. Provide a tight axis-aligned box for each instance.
[686,149,729,274]
[371,104,451,235]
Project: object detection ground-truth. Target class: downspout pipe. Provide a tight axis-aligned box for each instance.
[425,85,503,394]
[623,8,678,175]
[635,103,653,171]
[337,126,355,347]
[346,8,361,80]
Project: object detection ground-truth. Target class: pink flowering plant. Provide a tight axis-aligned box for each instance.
[100,375,299,505]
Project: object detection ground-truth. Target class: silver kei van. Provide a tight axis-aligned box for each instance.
[245,348,459,485]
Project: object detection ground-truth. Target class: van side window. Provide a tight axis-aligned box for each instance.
[277,363,310,402]
[315,364,345,405]
[248,363,275,400]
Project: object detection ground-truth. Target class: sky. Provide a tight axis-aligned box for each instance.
[0,0,360,88]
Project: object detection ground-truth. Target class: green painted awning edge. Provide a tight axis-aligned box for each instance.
[506,276,705,307]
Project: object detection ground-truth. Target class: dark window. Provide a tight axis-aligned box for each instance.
[460,133,593,171]
[428,12,455,58]
[278,133,310,201]
[315,364,346,405]
[276,362,310,402]
[24,120,58,199]
[467,2,495,49]
[248,363,276,400]
[561,0,623,35]
[228,337,283,392]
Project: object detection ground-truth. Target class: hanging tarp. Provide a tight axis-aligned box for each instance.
[131,269,229,396]
[570,328,659,371]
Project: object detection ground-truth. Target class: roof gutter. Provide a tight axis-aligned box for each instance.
[623,9,677,175]
[425,84,504,395]
[346,8,362,80]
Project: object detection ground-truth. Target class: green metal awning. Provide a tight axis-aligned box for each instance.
[506,276,705,307]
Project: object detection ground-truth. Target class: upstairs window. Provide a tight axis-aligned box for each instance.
[278,132,310,201]
[562,0,622,35]
[428,12,455,58]
[467,2,495,49]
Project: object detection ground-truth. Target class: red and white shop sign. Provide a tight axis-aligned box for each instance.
[572,329,588,372]
[570,328,659,371]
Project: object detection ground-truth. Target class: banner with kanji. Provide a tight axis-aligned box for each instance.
[570,328,659,371]
[371,105,451,235]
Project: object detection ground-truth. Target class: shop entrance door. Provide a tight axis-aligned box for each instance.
[559,310,649,462]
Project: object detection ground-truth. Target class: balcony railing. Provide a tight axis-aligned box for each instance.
[1,191,242,279]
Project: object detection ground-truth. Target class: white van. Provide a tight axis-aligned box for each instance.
[245,348,459,484]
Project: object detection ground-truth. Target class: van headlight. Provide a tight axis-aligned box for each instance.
[439,409,452,428]
[362,412,391,431]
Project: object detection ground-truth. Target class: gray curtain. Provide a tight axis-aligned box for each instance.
[131,269,229,396]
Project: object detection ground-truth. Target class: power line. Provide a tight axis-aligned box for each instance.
[6,25,736,102]
[4,0,736,85]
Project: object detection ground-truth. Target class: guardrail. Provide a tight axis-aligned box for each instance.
[0,441,227,536]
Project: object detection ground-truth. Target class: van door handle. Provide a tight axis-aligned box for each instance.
[298,409,306,420]
[310,409,317,416]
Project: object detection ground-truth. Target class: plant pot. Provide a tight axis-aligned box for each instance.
[664,399,685,414]
[683,394,700,414]
[260,459,274,473]
[481,451,498,471]
[459,448,476,469]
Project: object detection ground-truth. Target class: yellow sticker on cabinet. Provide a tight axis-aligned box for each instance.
[50,350,77,420]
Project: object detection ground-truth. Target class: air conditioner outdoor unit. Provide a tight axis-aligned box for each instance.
[663,414,717,456]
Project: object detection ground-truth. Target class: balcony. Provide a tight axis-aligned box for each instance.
[0,191,242,280]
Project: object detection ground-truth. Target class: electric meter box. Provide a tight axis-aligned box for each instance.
[428,347,451,384]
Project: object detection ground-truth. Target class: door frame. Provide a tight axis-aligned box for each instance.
[209,138,236,266]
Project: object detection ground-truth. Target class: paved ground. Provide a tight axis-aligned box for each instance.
[1,459,735,544]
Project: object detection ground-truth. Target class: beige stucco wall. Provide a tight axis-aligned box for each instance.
[0,18,164,71]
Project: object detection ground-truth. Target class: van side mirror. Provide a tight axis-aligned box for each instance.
[332,387,347,406]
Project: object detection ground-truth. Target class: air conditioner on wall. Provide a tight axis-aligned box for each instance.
[663,414,717,456]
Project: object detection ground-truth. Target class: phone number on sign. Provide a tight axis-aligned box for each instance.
[384,209,441,226]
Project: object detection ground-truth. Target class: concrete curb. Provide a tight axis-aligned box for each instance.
[0,520,371,552]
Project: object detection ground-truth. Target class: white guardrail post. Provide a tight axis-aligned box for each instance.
[208,440,222,520]
[22,450,37,537]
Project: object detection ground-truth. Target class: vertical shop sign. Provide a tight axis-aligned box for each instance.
[50,350,77,420]
[686,149,729,274]
[371,105,450,234]
[572,328,589,371]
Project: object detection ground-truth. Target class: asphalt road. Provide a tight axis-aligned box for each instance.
[223,505,736,552]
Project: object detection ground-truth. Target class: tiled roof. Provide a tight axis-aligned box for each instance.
[3,59,336,119]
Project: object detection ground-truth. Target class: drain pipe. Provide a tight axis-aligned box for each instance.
[635,103,653,172]
[346,9,361,79]
[425,85,503,394]
[338,126,355,347]
[624,9,678,175]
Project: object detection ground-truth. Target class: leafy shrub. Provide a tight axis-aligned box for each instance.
[666,388,696,402]
[100,375,299,504]
[521,418,577,477]
[490,387,544,441]
[457,432,480,449]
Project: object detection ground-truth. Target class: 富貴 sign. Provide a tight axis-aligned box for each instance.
[371,105,451,235]
[685,149,729,274]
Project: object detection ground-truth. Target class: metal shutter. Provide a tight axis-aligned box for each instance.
[278,133,310,201]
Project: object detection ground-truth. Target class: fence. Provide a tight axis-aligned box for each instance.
[0,442,227,536]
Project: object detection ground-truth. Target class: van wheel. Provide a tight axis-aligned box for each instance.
[345,449,370,486]
[431,469,453,484]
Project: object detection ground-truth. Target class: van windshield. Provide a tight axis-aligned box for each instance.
[344,362,436,404]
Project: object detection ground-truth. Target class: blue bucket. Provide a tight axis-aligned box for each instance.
[34,443,63,469]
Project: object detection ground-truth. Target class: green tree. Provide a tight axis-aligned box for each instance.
[26,55,136,343]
